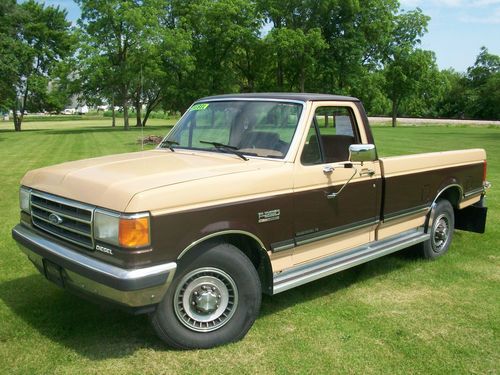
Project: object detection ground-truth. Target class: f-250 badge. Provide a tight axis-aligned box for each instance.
[258,209,280,223]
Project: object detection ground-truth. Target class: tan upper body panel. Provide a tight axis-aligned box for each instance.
[22,149,293,212]
[380,149,486,177]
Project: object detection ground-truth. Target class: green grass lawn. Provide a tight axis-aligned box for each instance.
[0,120,498,374]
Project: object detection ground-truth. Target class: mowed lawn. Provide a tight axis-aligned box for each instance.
[0,119,498,374]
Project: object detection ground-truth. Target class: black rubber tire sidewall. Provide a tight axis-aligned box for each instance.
[151,242,261,349]
[422,199,455,260]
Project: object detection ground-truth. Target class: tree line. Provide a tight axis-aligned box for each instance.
[1,0,499,131]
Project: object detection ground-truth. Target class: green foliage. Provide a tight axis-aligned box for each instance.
[3,0,498,128]
[171,0,262,101]
[0,0,18,111]
[381,8,439,126]
[0,0,73,131]
[76,0,193,128]
[435,47,500,120]
[353,71,391,115]
[264,27,327,92]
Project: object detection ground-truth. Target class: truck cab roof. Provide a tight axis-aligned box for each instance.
[199,92,360,102]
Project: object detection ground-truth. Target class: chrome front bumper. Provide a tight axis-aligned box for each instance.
[12,224,176,309]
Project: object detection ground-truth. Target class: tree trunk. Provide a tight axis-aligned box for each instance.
[299,68,305,93]
[142,106,153,128]
[111,97,116,127]
[135,100,142,127]
[277,52,284,90]
[391,100,399,128]
[12,108,21,131]
[123,103,129,130]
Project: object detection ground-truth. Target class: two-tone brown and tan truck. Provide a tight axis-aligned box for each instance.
[12,93,490,349]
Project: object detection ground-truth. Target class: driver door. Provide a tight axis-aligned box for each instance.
[292,102,382,265]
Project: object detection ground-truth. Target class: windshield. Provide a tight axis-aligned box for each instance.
[161,100,303,159]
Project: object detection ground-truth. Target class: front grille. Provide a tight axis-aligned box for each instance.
[30,191,95,249]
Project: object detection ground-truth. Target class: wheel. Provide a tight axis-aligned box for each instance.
[150,242,261,349]
[420,199,455,259]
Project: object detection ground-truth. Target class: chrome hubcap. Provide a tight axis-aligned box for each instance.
[194,287,220,313]
[174,267,238,332]
[433,214,450,252]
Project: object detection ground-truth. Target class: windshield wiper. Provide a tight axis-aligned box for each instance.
[199,140,249,161]
[159,139,179,152]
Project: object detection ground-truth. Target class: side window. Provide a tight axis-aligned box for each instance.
[301,106,359,165]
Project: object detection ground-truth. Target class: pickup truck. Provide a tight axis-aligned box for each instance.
[12,93,489,349]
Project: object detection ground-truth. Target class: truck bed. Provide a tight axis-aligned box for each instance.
[380,149,486,220]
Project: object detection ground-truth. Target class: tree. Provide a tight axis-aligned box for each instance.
[170,0,263,101]
[0,0,73,131]
[264,28,326,92]
[384,49,437,126]
[433,69,466,118]
[467,47,500,86]
[0,0,18,113]
[466,47,500,119]
[383,8,432,126]
[479,72,500,120]
[352,71,391,116]
[434,48,500,120]
[77,0,193,128]
[130,27,193,127]
[257,0,401,95]
[78,0,157,130]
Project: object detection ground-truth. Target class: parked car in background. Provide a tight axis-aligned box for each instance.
[62,108,75,115]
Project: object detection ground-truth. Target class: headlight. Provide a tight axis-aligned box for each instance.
[94,210,120,246]
[20,187,31,213]
[94,210,150,248]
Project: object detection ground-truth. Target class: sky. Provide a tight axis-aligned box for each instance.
[399,0,500,71]
[45,0,500,73]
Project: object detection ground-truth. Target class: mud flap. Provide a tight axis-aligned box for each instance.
[455,198,488,234]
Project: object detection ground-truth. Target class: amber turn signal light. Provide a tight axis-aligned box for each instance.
[119,216,150,248]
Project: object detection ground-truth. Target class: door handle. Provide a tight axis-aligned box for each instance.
[323,165,334,174]
[327,191,338,199]
[325,169,357,200]
[359,168,375,177]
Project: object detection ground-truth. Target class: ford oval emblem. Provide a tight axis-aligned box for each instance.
[48,213,63,225]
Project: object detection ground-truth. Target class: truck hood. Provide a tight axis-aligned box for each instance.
[21,150,274,212]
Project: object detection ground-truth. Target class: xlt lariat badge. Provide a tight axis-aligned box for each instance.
[258,209,280,223]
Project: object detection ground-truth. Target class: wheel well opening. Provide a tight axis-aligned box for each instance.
[182,234,273,295]
[436,186,461,208]
[222,234,273,295]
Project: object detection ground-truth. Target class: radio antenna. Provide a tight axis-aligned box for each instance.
[141,64,144,151]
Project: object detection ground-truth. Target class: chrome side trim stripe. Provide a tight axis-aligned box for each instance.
[271,239,295,253]
[464,187,485,198]
[273,229,429,294]
[383,204,429,222]
[294,218,378,247]
[271,218,380,252]
[178,230,267,259]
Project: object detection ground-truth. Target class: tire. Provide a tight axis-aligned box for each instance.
[420,199,455,260]
[150,242,261,349]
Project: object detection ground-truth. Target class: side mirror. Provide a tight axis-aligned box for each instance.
[349,144,377,163]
